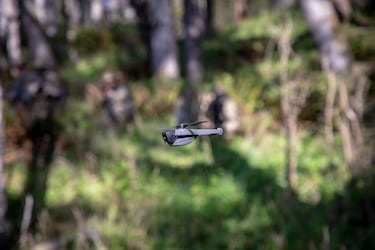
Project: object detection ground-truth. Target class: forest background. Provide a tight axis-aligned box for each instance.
[0,0,374,249]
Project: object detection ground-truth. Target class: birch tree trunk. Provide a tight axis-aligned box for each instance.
[119,0,131,19]
[300,0,366,174]
[34,0,57,36]
[184,0,204,85]
[149,0,179,79]
[63,0,87,25]
[91,0,103,24]
[300,0,345,146]
[19,0,56,69]
[0,78,7,248]
[300,0,349,74]
[0,0,5,36]
[2,0,23,66]
[104,0,123,22]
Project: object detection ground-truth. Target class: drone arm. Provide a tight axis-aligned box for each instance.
[188,128,223,136]
[163,127,223,146]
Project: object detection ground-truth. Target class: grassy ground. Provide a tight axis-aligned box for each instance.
[4,7,375,250]
[6,113,350,249]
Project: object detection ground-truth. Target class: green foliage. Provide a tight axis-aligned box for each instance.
[4,4,375,250]
[60,49,136,88]
[4,162,26,198]
[72,23,140,55]
[35,114,350,249]
[349,28,375,61]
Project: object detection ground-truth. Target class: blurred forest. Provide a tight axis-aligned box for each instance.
[0,0,374,249]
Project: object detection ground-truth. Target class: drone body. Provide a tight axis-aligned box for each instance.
[161,121,223,146]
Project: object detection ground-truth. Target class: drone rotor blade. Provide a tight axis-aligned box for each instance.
[182,120,208,127]
[189,120,208,126]
[161,120,208,130]
[157,127,174,131]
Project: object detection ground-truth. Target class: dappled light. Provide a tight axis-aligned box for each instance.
[0,0,374,249]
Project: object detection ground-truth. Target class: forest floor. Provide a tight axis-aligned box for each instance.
[4,8,375,250]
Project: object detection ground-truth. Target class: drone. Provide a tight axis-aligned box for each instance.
[160,121,223,146]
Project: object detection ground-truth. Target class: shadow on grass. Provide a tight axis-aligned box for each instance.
[147,140,289,249]
[147,139,375,250]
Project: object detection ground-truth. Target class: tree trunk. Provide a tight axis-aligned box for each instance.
[184,0,203,85]
[300,0,342,146]
[90,0,103,24]
[0,0,5,37]
[0,79,7,248]
[175,0,205,123]
[205,0,214,37]
[175,0,204,123]
[299,0,349,73]
[2,0,23,66]
[104,0,123,22]
[130,0,152,75]
[273,0,295,9]
[18,0,56,69]
[64,0,86,25]
[17,0,61,231]
[23,124,57,231]
[149,0,179,79]
[33,0,58,36]
[331,0,352,21]
[278,24,299,194]
[300,0,366,174]
[285,111,298,193]
[233,0,247,26]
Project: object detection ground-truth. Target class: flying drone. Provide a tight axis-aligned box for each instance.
[160,121,223,146]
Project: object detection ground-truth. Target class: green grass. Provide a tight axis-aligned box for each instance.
[4,5,375,249]
[25,114,347,249]
[42,9,357,248]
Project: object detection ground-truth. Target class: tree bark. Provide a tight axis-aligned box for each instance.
[300,0,366,174]
[273,0,296,9]
[33,0,58,36]
[18,0,56,69]
[175,0,205,123]
[300,0,349,73]
[2,0,23,66]
[64,0,85,26]
[130,0,152,75]
[0,79,7,248]
[184,0,204,85]
[23,124,57,231]
[119,0,131,19]
[233,0,247,26]
[278,24,299,194]
[331,0,352,21]
[17,0,61,231]
[90,0,103,24]
[149,0,179,79]
[300,0,342,146]
[204,0,214,37]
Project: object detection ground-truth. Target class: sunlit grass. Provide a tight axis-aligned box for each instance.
[21,7,371,249]
[5,162,26,198]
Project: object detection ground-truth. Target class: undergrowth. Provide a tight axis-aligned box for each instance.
[4,5,375,250]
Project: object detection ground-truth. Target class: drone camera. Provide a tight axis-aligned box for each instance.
[162,131,176,145]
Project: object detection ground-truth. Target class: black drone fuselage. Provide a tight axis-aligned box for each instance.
[162,128,223,146]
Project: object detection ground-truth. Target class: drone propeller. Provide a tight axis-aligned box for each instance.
[157,127,174,132]
[178,120,207,128]
[158,120,208,131]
